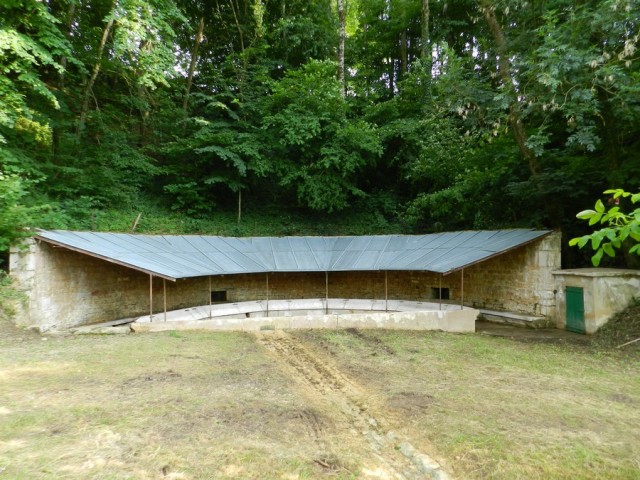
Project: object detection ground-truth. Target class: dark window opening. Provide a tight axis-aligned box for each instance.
[211,290,227,302]
[430,287,450,300]
[0,251,8,273]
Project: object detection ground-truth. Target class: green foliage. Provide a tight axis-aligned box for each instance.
[0,173,36,256]
[0,0,72,141]
[494,0,640,195]
[0,272,25,317]
[108,0,186,90]
[76,196,402,237]
[264,0,338,70]
[570,189,640,266]
[159,90,268,214]
[0,0,73,200]
[264,60,382,211]
[0,0,637,268]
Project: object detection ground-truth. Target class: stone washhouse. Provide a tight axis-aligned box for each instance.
[8,229,578,334]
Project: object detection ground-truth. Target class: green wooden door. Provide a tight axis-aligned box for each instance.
[566,287,585,334]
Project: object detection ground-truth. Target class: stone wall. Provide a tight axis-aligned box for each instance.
[463,231,561,317]
[9,232,561,331]
[9,240,210,331]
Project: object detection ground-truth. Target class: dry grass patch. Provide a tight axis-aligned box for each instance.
[296,329,640,479]
[0,323,364,479]
[2,316,639,479]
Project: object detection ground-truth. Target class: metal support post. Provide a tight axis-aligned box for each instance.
[385,271,388,312]
[460,269,464,310]
[149,274,153,322]
[325,271,329,314]
[163,278,167,322]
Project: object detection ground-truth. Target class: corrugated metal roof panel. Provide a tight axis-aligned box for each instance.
[34,229,551,279]
[273,250,299,270]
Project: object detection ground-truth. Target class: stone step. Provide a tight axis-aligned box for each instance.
[69,317,134,334]
[479,309,551,329]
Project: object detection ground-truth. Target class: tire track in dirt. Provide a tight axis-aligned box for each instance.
[256,330,451,480]
[344,328,397,356]
[293,407,329,456]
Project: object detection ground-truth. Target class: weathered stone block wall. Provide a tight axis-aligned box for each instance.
[463,232,561,316]
[10,240,210,330]
[10,232,561,330]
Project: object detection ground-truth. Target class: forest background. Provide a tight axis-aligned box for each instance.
[1,0,639,268]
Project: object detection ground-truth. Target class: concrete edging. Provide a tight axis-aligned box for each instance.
[130,298,478,334]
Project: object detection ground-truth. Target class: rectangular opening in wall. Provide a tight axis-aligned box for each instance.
[430,287,450,300]
[211,290,227,303]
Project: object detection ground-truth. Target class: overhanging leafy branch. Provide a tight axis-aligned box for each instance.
[570,189,640,266]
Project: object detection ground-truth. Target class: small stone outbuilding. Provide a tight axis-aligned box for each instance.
[553,269,640,334]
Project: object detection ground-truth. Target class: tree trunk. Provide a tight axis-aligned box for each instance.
[337,0,346,94]
[421,0,430,71]
[253,0,265,38]
[77,1,116,138]
[597,87,620,170]
[480,1,539,176]
[53,1,76,156]
[280,0,288,63]
[389,60,395,96]
[59,1,76,88]
[229,0,247,102]
[400,30,408,77]
[136,40,152,145]
[182,17,205,112]
[229,0,245,52]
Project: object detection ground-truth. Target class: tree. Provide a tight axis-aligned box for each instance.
[182,16,205,112]
[263,60,382,212]
[420,0,429,64]
[0,0,73,170]
[478,0,539,176]
[76,0,185,137]
[570,189,640,266]
[337,0,346,92]
[0,173,36,262]
[1,0,638,250]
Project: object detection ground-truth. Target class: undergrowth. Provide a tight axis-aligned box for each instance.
[38,195,406,237]
[0,273,23,318]
[591,298,640,354]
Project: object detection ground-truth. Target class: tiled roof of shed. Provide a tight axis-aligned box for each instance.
[35,229,551,281]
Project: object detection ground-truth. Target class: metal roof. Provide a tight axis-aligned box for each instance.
[35,229,551,281]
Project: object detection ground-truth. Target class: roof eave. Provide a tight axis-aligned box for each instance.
[34,234,178,282]
[441,230,553,275]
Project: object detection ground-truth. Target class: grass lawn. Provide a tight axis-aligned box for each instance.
[298,329,640,479]
[0,318,638,479]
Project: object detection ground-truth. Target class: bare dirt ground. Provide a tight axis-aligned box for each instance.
[257,331,447,479]
[1,315,639,479]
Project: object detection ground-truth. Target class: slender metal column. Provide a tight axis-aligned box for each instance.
[163,278,167,322]
[325,271,329,314]
[208,276,212,318]
[149,274,153,322]
[385,271,388,312]
[266,273,270,317]
[439,274,442,311]
[460,269,464,310]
